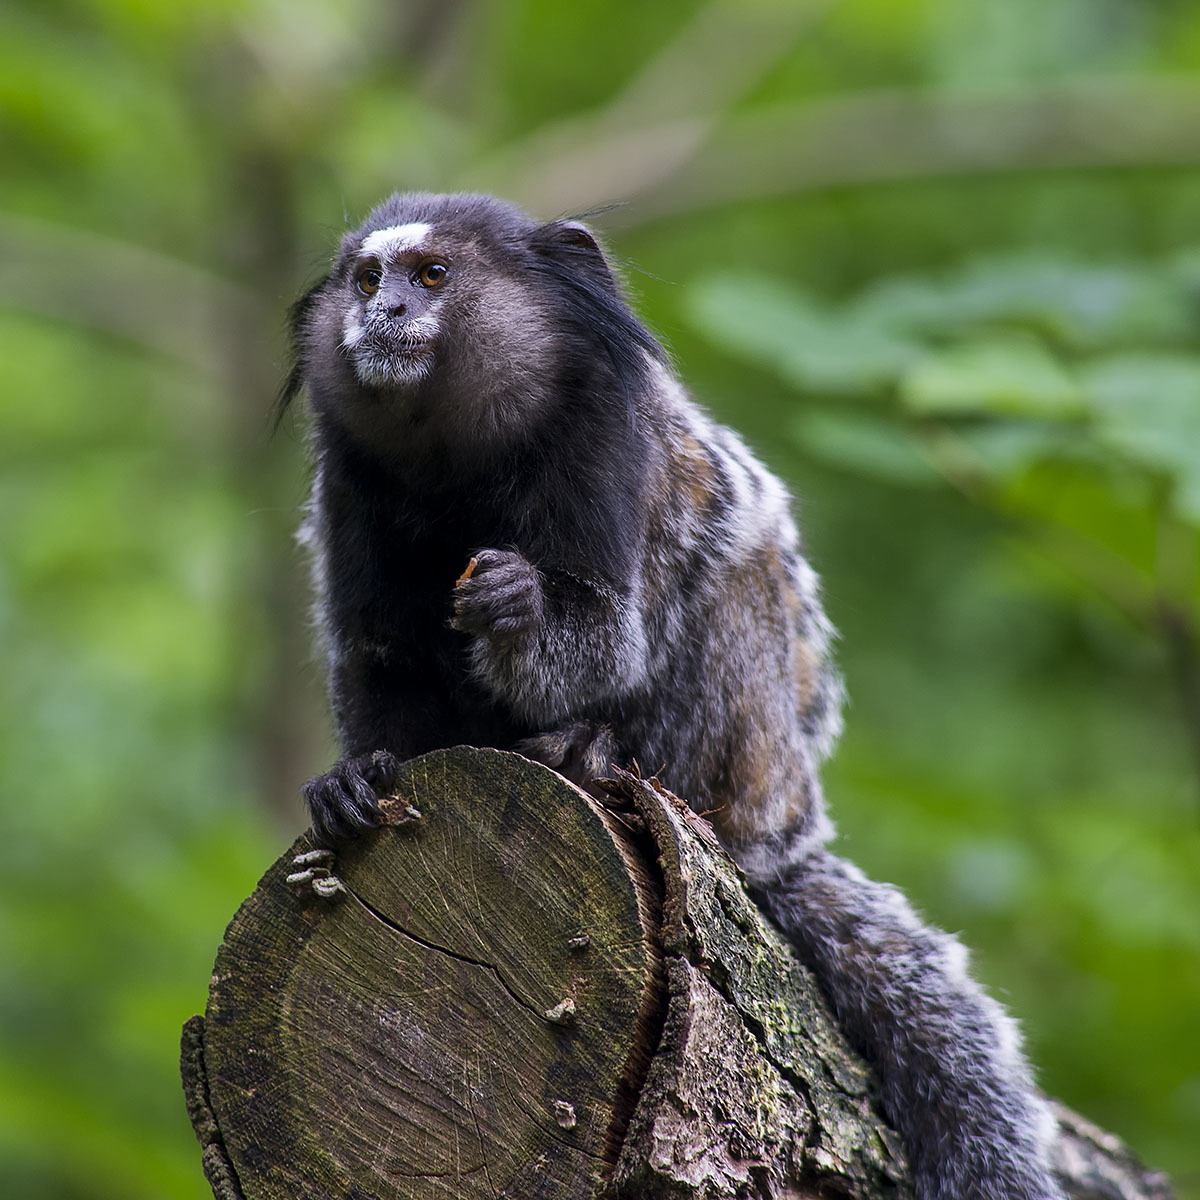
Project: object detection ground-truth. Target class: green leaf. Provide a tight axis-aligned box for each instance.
[687,273,923,393]
[858,256,1190,349]
[788,410,943,486]
[1085,353,1200,524]
[948,422,1082,478]
[900,334,1085,418]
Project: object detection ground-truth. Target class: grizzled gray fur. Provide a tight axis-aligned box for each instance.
[281,191,1065,1199]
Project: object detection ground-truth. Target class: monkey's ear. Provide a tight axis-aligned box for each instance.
[531,220,617,288]
[548,220,603,252]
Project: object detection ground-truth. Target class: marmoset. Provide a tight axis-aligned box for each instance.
[281,191,1064,1200]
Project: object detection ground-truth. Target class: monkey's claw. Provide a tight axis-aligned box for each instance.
[450,548,543,641]
[302,749,401,845]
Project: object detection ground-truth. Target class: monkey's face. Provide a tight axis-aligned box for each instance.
[289,191,657,468]
[300,198,565,459]
[339,220,452,390]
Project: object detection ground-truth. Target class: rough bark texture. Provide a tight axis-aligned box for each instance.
[182,747,1174,1200]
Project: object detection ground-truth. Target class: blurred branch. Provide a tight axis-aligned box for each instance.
[469,0,835,217]
[599,0,838,127]
[0,213,252,375]
[479,76,1200,222]
[1020,521,1156,629]
[645,77,1200,218]
[477,118,712,220]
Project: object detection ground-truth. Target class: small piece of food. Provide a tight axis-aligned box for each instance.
[456,556,479,587]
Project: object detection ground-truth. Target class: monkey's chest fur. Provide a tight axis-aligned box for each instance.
[315,451,530,754]
[308,405,840,865]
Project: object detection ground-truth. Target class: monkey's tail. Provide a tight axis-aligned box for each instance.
[748,849,1064,1200]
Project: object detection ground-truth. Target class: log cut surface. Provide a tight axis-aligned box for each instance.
[192,748,662,1200]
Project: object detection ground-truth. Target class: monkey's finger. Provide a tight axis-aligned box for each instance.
[469,547,532,573]
[458,576,541,621]
[360,749,402,796]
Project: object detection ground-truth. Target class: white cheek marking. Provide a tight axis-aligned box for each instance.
[359,221,433,259]
[341,310,365,348]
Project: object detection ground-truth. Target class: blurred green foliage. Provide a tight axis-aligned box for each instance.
[2,0,1199,1196]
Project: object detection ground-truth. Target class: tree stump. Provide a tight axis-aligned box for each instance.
[182,747,1174,1200]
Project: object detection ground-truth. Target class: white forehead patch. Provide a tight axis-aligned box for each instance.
[359,222,433,260]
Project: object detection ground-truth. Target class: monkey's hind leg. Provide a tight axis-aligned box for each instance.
[750,849,1063,1200]
[516,721,615,792]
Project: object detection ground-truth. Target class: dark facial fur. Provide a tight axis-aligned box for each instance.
[287,191,1065,1199]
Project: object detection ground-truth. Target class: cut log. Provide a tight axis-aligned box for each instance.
[182,747,1174,1200]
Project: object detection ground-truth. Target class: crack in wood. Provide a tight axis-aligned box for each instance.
[337,872,616,1168]
[344,885,547,1023]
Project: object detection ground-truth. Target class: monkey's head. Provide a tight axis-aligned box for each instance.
[282,192,663,467]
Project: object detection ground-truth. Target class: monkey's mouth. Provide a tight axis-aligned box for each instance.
[345,322,435,388]
[355,323,431,354]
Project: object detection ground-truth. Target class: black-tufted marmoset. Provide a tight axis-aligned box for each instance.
[280,192,1064,1200]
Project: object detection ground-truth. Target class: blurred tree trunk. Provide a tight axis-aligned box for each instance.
[182,748,1174,1200]
[184,35,331,829]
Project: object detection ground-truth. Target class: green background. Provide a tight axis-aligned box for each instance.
[2,0,1198,1196]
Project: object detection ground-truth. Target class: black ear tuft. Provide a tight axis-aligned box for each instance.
[524,215,667,425]
[272,277,326,430]
[532,220,617,289]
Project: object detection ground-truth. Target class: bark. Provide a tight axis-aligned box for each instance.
[182,747,1174,1200]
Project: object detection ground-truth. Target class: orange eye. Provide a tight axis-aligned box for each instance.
[356,265,382,296]
[418,262,449,288]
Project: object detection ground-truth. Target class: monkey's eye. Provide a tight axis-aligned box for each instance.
[417,261,449,288]
[355,265,382,296]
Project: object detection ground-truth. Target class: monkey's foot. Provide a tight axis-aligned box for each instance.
[518,722,615,791]
[302,749,401,845]
[451,548,543,642]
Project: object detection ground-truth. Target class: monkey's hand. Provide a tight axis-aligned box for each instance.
[450,548,544,642]
[455,551,647,726]
[302,749,402,845]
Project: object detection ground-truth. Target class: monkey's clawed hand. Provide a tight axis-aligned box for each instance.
[302,749,402,844]
[451,548,544,642]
